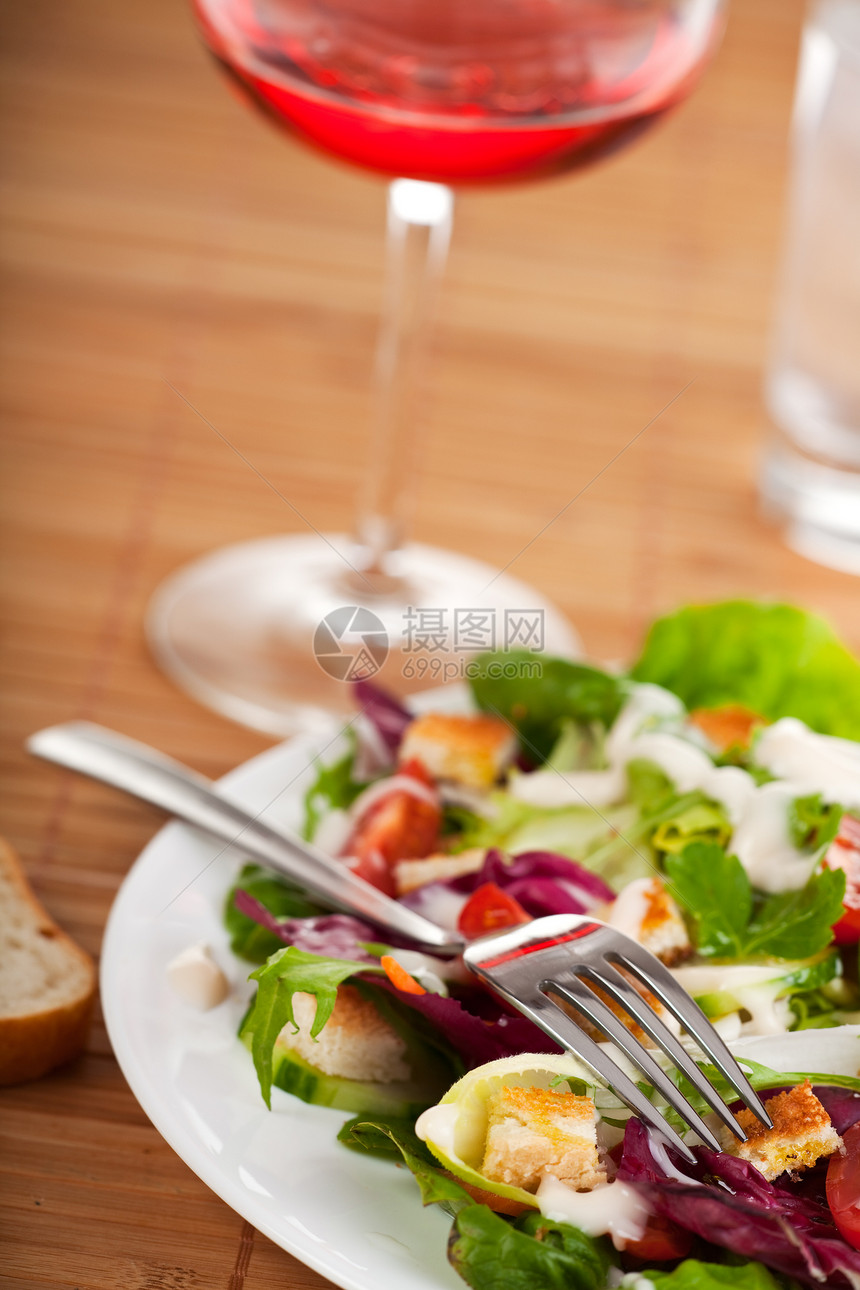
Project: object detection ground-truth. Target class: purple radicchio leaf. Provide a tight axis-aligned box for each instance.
[368,977,563,1069]
[617,1116,860,1288]
[353,678,413,757]
[233,892,379,962]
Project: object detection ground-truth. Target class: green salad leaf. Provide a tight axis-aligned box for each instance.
[629,1258,786,1290]
[469,653,626,763]
[788,794,844,852]
[664,841,846,961]
[651,800,731,856]
[339,1114,471,1214]
[664,842,752,957]
[224,863,324,962]
[630,600,860,738]
[243,949,377,1108]
[302,732,365,841]
[745,866,846,959]
[449,1207,610,1290]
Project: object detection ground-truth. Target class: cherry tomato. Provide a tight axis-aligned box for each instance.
[345,758,441,895]
[824,814,860,945]
[457,882,531,940]
[826,1122,860,1249]
[620,1213,694,1263]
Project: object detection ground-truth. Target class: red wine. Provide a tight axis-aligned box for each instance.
[193,0,723,184]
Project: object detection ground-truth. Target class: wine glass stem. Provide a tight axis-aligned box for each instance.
[352,179,454,577]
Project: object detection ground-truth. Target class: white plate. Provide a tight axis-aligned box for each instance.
[101,729,860,1290]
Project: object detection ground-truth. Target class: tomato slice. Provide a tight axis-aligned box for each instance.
[345,758,441,895]
[457,882,531,940]
[824,814,860,945]
[826,1122,860,1249]
[619,1212,694,1263]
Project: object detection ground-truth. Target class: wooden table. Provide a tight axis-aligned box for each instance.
[2,0,859,1285]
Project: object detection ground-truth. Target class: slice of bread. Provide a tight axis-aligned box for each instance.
[0,839,96,1084]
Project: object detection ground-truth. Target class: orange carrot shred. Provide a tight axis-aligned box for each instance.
[380,954,427,995]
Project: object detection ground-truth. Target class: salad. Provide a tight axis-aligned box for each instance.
[220,601,860,1289]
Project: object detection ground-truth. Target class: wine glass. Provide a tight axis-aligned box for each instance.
[148,0,726,735]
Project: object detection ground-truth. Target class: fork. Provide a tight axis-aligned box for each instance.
[28,720,772,1160]
[464,913,772,1161]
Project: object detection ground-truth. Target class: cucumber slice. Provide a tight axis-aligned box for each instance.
[268,1039,448,1117]
[675,951,840,1021]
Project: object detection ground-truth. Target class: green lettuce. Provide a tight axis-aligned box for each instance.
[664,841,846,960]
[302,731,366,841]
[629,1259,786,1290]
[224,863,324,962]
[339,1114,471,1215]
[449,1207,611,1290]
[631,600,860,738]
[469,653,626,763]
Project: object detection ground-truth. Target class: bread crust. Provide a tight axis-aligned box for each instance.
[0,840,96,1085]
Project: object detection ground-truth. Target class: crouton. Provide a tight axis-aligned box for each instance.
[720,1080,842,1180]
[399,713,517,789]
[395,848,488,895]
[276,986,410,1083]
[606,877,691,966]
[481,1085,606,1193]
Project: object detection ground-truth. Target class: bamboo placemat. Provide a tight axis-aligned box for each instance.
[2,0,858,1285]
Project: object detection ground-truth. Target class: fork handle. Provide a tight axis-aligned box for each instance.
[27,721,464,956]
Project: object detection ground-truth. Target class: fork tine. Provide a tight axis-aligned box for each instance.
[581,962,749,1142]
[546,975,724,1151]
[608,943,772,1128]
[521,993,698,1163]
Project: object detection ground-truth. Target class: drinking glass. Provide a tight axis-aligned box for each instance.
[148,0,726,735]
[760,0,860,574]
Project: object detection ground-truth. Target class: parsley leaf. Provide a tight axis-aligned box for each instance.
[664,842,752,957]
[664,840,846,961]
[744,866,846,958]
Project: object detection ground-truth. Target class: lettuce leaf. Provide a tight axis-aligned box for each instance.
[302,732,365,841]
[630,1260,785,1290]
[338,1113,471,1215]
[664,841,846,960]
[448,1207,611,1290]
[224,864,325,962]
[630,601,860,738]
[469,652,626,762]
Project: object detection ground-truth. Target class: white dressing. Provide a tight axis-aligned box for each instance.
[415,1102,459,1157]
[729,781,819,894]
[508,683,857,895]
[755,718,860,808]
[166,942,230,1010]
[508,765,626,809]
[536,1176,648,1246]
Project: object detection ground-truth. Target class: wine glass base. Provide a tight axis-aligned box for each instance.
[146,533,581,736]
